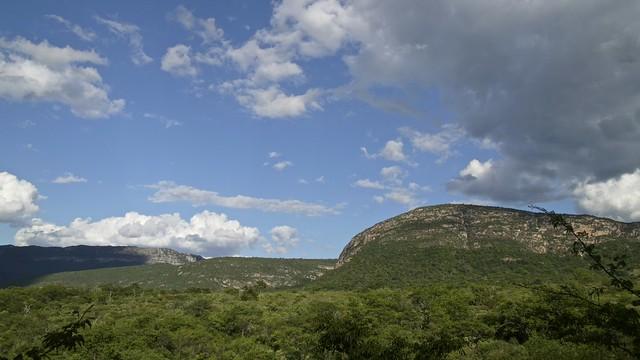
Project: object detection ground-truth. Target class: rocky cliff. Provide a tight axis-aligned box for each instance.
[337,204,640,267]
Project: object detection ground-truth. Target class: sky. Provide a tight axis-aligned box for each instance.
[1,0,640,258]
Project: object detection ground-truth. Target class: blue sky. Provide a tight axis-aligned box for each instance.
[1,0,639,258]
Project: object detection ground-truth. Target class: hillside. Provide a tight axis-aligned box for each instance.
[31,257,336,290]
[15,204,640,291]
[311,204,640,289]
[0,245,202,287]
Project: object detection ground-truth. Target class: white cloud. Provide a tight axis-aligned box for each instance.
[52,173,87,184]
[353,178,384,190]
[211,0,366,118]
[45,15,96,42]
[380,139,407,162]
[95,16,153,65]
[221,83,322,118]
[269,151,281,158]
[161,44,198,77]
[268,0,365,57]
[574,169,640,222]
[226,40,297,82]
[0,172,39,224]
[0,37,125,118]
[172,5,224,44]
[146,181,339,216]
[273,160,293,171]
[264,225,299,254]
[361,139,414,164]
[459,159,493,179]
[15,210,259,256]
[399,125,464,163]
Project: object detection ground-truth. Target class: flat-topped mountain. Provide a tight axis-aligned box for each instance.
[0,245,203,287]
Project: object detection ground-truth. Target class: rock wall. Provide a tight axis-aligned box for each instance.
[336,204,640,267]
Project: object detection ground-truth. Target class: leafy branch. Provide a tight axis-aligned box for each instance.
[2,305,94,360]
[530,205,640,299]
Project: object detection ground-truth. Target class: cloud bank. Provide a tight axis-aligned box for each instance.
[15,210,260,256]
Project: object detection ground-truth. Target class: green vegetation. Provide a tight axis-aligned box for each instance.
[1,284,636,359]
[3,205,640,359]
[312,237,640,290]
[31,257,335,290]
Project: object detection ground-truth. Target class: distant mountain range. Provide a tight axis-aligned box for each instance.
[0,245,202,287]
[4,204,640,290]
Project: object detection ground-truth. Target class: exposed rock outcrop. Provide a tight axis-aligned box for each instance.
[336,204,640,267]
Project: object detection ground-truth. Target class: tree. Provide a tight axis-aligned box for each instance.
[1,305,93,360]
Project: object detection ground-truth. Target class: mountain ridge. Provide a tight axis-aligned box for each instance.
[0,245,203,287]
[337,204,640,267]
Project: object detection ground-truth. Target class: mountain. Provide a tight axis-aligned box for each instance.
[0,245,203,287]
[31,257,335,290]
[9,204,640,291]
[311,204,640,289]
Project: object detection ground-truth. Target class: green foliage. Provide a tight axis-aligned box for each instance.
[1,305,93,360]
[30,257,335,290]
[2,284,634,359]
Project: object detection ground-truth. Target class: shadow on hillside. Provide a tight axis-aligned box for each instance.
[0,245,149,287]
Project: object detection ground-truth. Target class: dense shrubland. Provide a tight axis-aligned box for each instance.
[0,283,636,359]
[2,209,640,359]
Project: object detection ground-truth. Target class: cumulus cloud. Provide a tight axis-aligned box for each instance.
[95,16,153,65]
[220,83,322,118]
[574,169,640,222]
[161,44,198,77]
[0,172,39,224]
[146,181,339,216]
[168,0,361,118]
[459,159,493,179]
[264,225,299,254]
[0,37,125,118]
[379,139,407,162]
[335,0,640,206]
[52,173,87,184]
[217,0,363,117]
[361,139,414,165]
[15,211,259,256]
[45,15,96,42]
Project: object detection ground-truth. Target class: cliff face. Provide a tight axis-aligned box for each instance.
[120,247,203,265]
[337,204,640,267]
[0,245,203,287]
